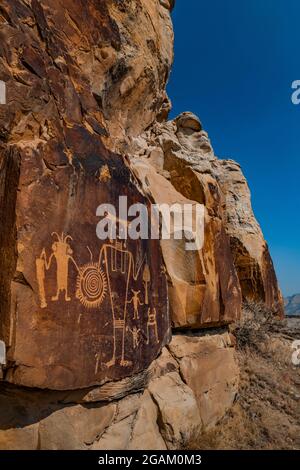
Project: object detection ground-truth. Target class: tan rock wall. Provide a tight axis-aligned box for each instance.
[129,112,284,327]
[0,0,172,389]
[216,160,284,317]
[0,0,284,450]
[0,332,239,450]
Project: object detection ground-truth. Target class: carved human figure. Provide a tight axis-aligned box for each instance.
[50,233,74,302]
[99,239,145,368]
[146,307,159,344]
[36,232,75,308]
[127,290,144,320]
[127,326,142,349]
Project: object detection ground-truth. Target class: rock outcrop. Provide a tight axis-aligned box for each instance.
[0,0,284,449]
[0,0,173,390]
[130,115,242,328]
[0,332,238,450]
[216,159,284,317]
[129,112,283,327]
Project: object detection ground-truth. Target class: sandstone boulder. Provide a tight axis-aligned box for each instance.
[148,371,202,449]
[168,332,239,429]
[39,403,116,450]
[92,391,167,450]
[0,423,39,451]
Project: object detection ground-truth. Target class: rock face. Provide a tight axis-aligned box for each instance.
[0,0,173,390]
[168,332,239,429]
[216,160,284,317]
[129,112,283,327]
[0,332,239,450]
[0,0,283,450]
[2,139,170,390]
[0,0,173,152]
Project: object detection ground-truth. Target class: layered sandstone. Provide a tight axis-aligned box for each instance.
[0,332,238,450]
[0,0,175,390]
[0,0,284,450]
[216,159,284,317]
[129,112,283,327]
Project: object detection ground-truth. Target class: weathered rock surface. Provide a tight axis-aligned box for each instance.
[169,332,239,429]
[129,112,284,327]
[0,331,239,449]
[0,0,283,451]
[148,371,202,449]
[0,0,172,390]
[2,137,170,390]
[216,159,284,317]
[0,0,174,152]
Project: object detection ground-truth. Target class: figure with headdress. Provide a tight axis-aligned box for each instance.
[36,232,75,308]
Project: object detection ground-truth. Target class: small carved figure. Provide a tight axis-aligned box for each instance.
[127,326,142,349]
[127,289,144,320]
[146,307,159,344]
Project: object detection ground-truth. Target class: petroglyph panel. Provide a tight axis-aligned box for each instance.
[3,129,170,390]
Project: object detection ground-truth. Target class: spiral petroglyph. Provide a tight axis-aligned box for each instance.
[76,263,107,309]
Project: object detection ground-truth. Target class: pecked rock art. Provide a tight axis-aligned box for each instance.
[36,233,160,370]
[0,0,286,450]
[0,128,170,391]
[0,0,177,392]
[36,233,76,308]
[0,0,174,392]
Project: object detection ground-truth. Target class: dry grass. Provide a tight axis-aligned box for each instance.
[190,302,300,450]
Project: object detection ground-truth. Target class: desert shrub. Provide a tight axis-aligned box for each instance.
[233,301,281,352]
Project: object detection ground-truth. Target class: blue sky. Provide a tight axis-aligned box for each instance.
[167,0,300,296]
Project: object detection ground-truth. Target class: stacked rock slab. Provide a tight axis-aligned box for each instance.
[0,333,239,450]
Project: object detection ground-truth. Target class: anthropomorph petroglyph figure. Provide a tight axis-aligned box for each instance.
[50,233,74,302]
[146,307,159,344]
[99,239,145,368]
[127,290,144,320]
[127,326,142,349]
[36,232,76,308]
[36,230,150,370]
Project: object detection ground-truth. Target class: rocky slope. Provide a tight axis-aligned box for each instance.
[193,304,300,450]
[0,0,284,449]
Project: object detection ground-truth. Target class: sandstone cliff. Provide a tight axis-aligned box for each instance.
[0,0,284,449]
